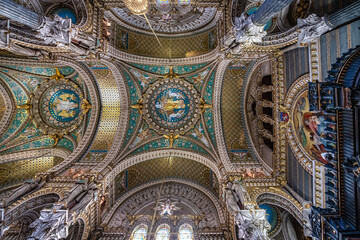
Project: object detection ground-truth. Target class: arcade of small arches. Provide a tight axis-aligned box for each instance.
[0,0,359,240]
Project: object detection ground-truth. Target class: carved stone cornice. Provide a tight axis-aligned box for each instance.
[0,148,71,164]
[103,45,221,65]
[88,60,129,175]
[213,58,235,173]
[0,79,16,140]
[102,178,225,227]
[105,8,221,37]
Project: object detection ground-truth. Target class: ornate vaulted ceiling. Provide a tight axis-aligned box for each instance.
[1,0,359,239]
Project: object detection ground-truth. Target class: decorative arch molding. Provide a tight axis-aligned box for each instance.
[4,187,66,227]
[0,79,16,140]
[0,57,101,176]
[0,148,71,164]
[213,58,235,172]
[88,60,129,175]
[48,57,101,175]
[103,45,221,66]
[242,56,273,173]
[284,74,313,174]
[252,188,303,225]
[104,149,223,187]
[103,178,225,226]
[105,9,221,37]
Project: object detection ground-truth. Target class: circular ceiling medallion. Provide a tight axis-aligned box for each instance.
[143,78,200,135]
[31,79,89,135]
[41,86,81,128]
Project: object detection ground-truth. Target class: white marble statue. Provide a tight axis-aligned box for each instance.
[297,14,332,44]
[223,184,241,213]
[37,15,71,46]
[62,181,89,208]
[28,205,69,240]
[236,210,271,240]
[232,178,252,209]
[4,178,45,206]
[0,20,47,57]
[224,13,267,54]
[71,187,99,213]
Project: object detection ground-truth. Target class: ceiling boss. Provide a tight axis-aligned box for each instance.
[131,67,211,147]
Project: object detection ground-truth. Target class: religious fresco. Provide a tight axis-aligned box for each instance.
[293,90,337,164]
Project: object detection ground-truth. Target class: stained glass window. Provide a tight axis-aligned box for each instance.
[179,224,193,240]
[157,0,169,5]
[155,225,170,240]
[178,0,191,5]
[132,225,147,240]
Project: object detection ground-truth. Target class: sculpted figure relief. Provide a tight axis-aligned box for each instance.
[223,183,241,213]
[297,14,332,44]
[236,210,271,240]
[224,13,267,54]
[28,205,68,240]
[3,177,46,207]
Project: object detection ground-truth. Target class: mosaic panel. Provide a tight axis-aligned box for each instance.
[128,63,209,75]
[187,67,211,92]
[189,122,211,148]
[3,66,75,77]
[142,78,201,135]
[115,25,217,58]
[0,109,27,144]
[203,70,216,146]
[114,157,219,198]
[221,61,254,162]
[82,63,121,161]
[0,93,4,122]
[0,156,63,189]
[0,137,53,155]
[130,137,209,156]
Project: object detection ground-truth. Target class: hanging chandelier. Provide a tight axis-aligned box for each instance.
[124,0,150,15]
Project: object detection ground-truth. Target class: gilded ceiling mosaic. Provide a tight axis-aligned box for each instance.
[118,62,218,160]
[82,63,121,162]
[114,157,219,199]
[221,61,255,163]
[114,25,217,58]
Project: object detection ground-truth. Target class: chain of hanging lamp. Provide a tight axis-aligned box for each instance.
[123,0,164,48]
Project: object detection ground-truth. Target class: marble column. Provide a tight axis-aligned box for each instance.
[327,0,360,28]
[0,0,43,29]
[253,0,294,26]
[298,0,360,44]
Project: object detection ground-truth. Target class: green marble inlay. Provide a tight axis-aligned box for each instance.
[0,72,28,104]
[0,137,53,155]
[58,137,74,151]
[124,71,140,104]
[0,109,27,144]
[130,137,209,156]
[128,63,209,75]
[3,66,75,77]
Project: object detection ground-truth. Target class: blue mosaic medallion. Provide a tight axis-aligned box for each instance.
[143,78,200,135]
[49,89,80,123]
[40,84,82,129]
